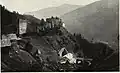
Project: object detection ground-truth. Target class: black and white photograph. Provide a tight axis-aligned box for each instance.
[0,0,119,72]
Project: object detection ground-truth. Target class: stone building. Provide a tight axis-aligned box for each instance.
[19,18,42,34]
[19,19,28,34]
[46,17,63,29]
[19,16,64,35]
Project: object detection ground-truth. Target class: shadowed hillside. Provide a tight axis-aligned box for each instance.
[1,5,19,35]
[61,0,119,49]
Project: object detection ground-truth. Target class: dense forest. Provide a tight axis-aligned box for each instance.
[1,5,27,35]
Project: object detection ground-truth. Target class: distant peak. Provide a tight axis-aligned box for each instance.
[60,4,79,6]
[62,4,71,6]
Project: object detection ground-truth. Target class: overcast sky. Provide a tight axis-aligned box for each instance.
[0,0,100,14]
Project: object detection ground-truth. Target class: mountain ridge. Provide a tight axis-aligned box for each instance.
[25,4,82,19]
[61,0,118,49]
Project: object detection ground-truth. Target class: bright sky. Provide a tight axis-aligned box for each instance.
[0,0,100,14]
